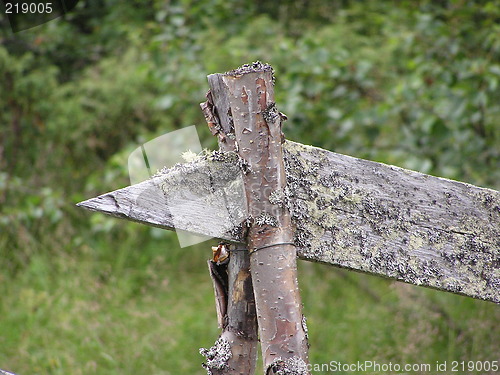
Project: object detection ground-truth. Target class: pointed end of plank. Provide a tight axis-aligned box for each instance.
[74,163,248,243]
[75,182,176,230]
[76,195,104,210]
[76,192,125,218]
[75,198,92,209]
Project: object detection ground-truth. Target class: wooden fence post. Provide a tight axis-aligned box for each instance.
[199,84,259,373]
[212,63,310,374]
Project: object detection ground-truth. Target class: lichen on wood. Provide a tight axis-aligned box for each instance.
[283,140,500,304]
[268,357,309,375]
[77,137,500,303]
[224,61,274,80]
[156,151,248,242]
[200,337,233,375]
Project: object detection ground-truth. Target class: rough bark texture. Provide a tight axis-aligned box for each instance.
[207,258,229,330]
[217,64,310,375]
[202,246,258,375]
[224,246,258,374]
[77,140,500,304]
[200,76,259,375]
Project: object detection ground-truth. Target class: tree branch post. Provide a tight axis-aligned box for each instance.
[199,77,259,374]
[211,63,310,375]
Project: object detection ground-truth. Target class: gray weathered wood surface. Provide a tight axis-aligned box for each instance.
[77,152,247,241]
[77,140,500,303]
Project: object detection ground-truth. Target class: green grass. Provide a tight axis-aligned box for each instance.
[1,223,499,374]
[300,262,500,372]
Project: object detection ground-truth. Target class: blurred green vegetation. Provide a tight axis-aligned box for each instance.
[1,1,499,374]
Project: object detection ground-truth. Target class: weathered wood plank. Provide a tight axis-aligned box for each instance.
[77,153,247,242]
[77,141,500,303]
[284,141,500,304]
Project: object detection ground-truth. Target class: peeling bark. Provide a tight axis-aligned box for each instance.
[203,244,259,375]
[208,257,229,329]
[215,63,310,374]
[225,246,259,374]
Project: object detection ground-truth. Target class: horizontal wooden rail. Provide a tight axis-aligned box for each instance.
[78,141,500,303]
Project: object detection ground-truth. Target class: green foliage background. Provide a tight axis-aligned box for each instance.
[1,1,499,374]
